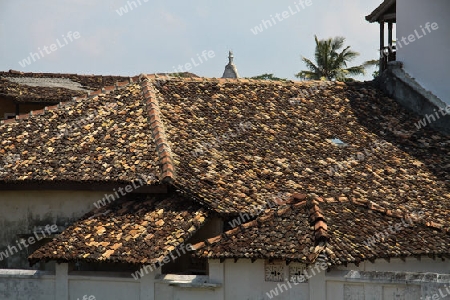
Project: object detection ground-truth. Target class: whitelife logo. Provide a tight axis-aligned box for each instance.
[0,224,58,261]
[414,104,450,130]
[170,50,215,74]
[381,21,439,58]
[363,211,424,248]
[93,174,156,209]
[77,296,96,300]
[131,243,193,280]
[18,31,81,68]
[250,0,313,35]
[115,0,149,16]
[265,262,328,299]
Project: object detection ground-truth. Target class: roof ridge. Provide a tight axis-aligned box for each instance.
[314,195,441,231]
[0,77,137,126]
[192,196,310,253]
[139,74,175,184]
[2,70,130,78]
[308,198,329,245]
[143,75,336,87]
[316,195,402,216]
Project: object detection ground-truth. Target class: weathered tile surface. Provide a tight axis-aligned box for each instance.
[0,81,159,183]
[0,74,448,265]
[194,196,450,264]
[155,79,449,223]
[0,71,128,102]
[29,194,208,265]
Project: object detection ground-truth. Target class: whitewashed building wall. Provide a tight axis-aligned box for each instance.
[0,191,107,269]
[1,257,450,299]
[396,0,450,105]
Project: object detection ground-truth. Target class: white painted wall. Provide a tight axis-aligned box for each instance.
[0,270,55,300]
[335,257,450,273]
[69,278,140,300]
[396,0,450,105]
[1,258,450,299]
[326,258,450,300]
[222,259,309,300]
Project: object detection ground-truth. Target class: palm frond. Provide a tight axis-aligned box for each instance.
[344,65,366,76]
[299,35,367,81]
[301,57,320,74]
[363,59,379,67]
[295,70,321,80]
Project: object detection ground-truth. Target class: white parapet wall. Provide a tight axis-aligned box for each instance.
[1,257,450,299]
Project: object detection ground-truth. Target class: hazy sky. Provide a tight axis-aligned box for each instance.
[0,0,382,80]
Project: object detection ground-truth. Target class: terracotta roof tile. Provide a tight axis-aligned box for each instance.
[0,71,129,103]
[151,78,449,225]
[195,197,450,265]
[0,81,159,183]
[29,194,208,265]
[1,74,449,265]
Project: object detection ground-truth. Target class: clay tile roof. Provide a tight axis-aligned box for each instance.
[2,76,448,220]
[0,79,160,183]
[1,74,449,264]
[321,200,450,265]
[194,197,450,265]
[29,194,208,265]
[153,78,449,223]
[0,70,129,103]
[193,201,319,263]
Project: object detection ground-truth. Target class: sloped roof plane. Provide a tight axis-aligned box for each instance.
[0,73,448,266]
[29,194,208,265]
[0,70,129,103]
[0,77,160,184]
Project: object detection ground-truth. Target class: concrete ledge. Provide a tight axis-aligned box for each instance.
[327,270,450,284]
[68,271,138,280]
[155,274,222,289]
[378,61,450,135]
[0,269,54,278]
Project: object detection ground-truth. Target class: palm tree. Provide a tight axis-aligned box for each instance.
[296,35,373,81]
[250,73,286,81]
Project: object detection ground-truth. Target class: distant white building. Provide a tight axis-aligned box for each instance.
[396,0,449,106]
[367,0,450,133]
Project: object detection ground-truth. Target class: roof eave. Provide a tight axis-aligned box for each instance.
[366,0,396,23]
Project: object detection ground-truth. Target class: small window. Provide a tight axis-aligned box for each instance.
[265,261,284,282]
[289,264,308,283]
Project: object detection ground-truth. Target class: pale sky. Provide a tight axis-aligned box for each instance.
[0,0,382,80]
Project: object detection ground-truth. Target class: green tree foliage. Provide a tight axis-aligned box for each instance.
[250,73,287,81]
[296,35,374,81]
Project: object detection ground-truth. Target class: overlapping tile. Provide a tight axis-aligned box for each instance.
[29,194,208,265]
[194,196,450,265]
[0,80,159,183]
[0,73,448,266]
[193,199,316,263]
[0,71,129,103]
[154,78,449,225]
